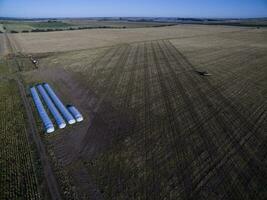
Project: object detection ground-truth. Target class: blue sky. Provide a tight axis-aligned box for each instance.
[0,0,266,18]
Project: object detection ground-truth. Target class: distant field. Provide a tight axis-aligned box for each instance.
[1,20,76,32]
[4,23,33,32]
[12,25,254,53]
[2,18,266,34]
[30,21,75,28]
[19,25,267,199]
[1,20,175,33]
[65,19,175,28]
[201,19,267,27]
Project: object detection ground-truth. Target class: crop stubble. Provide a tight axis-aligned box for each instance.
[20,26,267,199]
[67,40,267,199]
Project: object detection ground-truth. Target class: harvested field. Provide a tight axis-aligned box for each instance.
[20,25,267,199]
[12,25,250,53]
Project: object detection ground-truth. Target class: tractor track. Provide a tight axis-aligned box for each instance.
[166,40,265,139]
[153,41,225,198]
[87,46,122,88]
[80,45,131,154]
[164,40,258,153]
[158,40,245,198]
[157,40,243,197]
[143,42,158,199]
[142,42,150,199]
[111,44,140,199]
[103,45,138,198]
[160,40,266,198]
[150,41,195,199]
[121,44,139,109]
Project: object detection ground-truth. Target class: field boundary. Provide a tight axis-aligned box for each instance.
[4,33,62,200]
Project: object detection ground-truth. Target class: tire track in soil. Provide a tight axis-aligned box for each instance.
[58,47,133,199]
[144,42,163,199]
[91,46,129,110]
[72,45,133,199]
[158,40,241,198]
[74,45,126,116]
[86,46,122,88]
[160,42,244,198]
[72,46,125,115]
[142,42,172,199]
[102,46,144,199]
[198,48,266,96]
[118,42,158,199]
[162,39,252,181]
[86,47,115,74]
[120,44,139,109]
[150,41,195,200]
[116,44,147,199]
[161,40,266,199]
[143,42,155,199]
[193,46,258,68]
[143,43,154,199]
[80,44,131,154]
[166,39,265,135]
[166,39,266,148]
[104,45,138,199]
[152,41,222,199]
[112,44,140,199]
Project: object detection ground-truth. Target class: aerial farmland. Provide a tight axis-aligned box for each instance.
[0,16,266,200]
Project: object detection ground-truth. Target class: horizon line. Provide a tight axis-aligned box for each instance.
[1,16,267,20]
